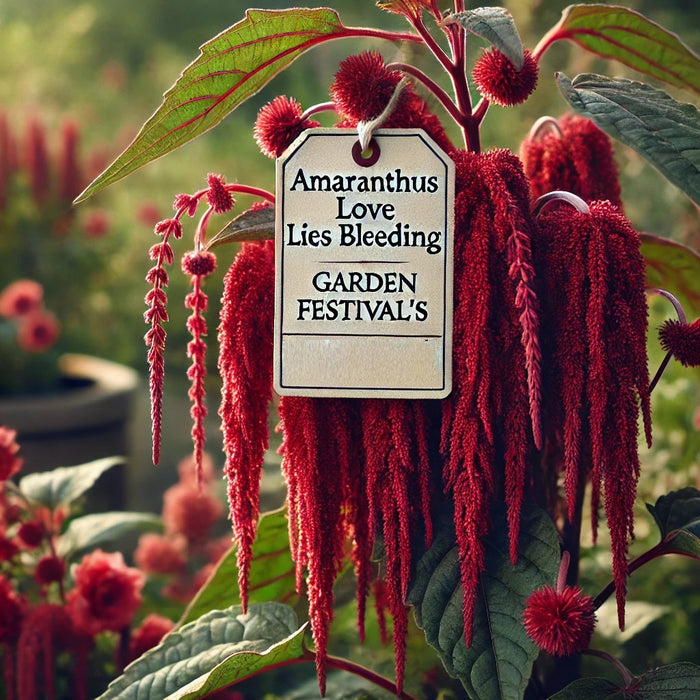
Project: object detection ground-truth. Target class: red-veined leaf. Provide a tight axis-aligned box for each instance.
[76,8,419,202]
[535,4,700,94]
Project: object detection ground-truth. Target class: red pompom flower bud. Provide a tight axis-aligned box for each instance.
[472,48,538,107]
[659,318,700,367]
[254,96,320,158]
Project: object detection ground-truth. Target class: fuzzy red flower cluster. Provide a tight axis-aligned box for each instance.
[523,584,596,656]
[67,549,144,635]
[472,48,538,106]
[659,318,700,367]
[254,96,320,159]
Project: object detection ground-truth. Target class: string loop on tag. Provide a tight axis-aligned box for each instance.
[353,76,408,165]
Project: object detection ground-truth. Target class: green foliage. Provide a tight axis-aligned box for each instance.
[447,8,524,69]
[540,4,700,93]
[647,487,700,558]
[178,508,296,628]
[557,73,700,206]
[96,603,307,700]
[550,662,700,699]
[17,456,125,509]
[57,511,162,559]
[641,234,700,317]
[206,204,276,249]
[408,503,560,700]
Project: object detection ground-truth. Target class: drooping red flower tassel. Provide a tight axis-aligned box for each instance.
[361,399,434,692]
[520,113,623,208]
[218,239,275,611]
[278,396,360,695]
[442,148,541,643]
[535,199,651,629]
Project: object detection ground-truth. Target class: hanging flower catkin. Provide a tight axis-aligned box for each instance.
[534,198,651,629]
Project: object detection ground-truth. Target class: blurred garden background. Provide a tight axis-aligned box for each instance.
[0,0,698,694]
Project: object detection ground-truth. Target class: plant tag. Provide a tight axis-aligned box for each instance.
[274,128,454,398]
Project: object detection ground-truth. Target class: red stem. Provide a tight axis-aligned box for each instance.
[583,649,634,687]
[224,183,275,204]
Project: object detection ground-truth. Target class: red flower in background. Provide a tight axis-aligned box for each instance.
[67,550,144,635]
[16,310,60,352]
[162,480,224,546]
[134,533,187,575]
[127,614,174,663]
[0,280,43,318]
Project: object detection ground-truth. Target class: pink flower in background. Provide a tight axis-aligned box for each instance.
[162,480,224,545]
[82,209,111,238]
[0,280,44,318]
[134,533,187,575]
[67,550,144,635]
[16,310,60,352]
[127,614,174,662]
[0,427,22,481]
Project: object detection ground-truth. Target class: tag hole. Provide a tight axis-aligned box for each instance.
[352,139,380,167]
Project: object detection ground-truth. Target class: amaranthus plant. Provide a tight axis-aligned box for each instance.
[77,2,700,699]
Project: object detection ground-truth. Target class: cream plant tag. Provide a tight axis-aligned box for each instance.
[274,128,454,398]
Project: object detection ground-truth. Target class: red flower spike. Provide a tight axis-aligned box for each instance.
[24,116,50,205]
[182,251,217,484]
[218,240,275,612]
[442,149,541,641]
[206,173,234,213]
[253,96,320,159]
[58,119,83,203]
[535,201,650,629]
[472,48,538,107]
[521,114,623,208]
[659,318,700,367]
[523,584,596,656]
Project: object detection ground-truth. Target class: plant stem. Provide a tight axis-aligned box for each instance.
[583,649,635,687]
[325,652,420,699]
[592,541,666,610]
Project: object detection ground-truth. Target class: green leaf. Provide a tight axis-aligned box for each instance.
[408,503,560,700]
[647,487,700,558]
[75,8,407,202]
[177,508,296,628]
[447,7,524,70]
[557,73,700,205]
[58,511,162,559]
[539,4,700,93]
[18,457,124,510]
[550,662,700,699]
[641,234,700,317]
[205,205,275,250]
[97,603,307,700]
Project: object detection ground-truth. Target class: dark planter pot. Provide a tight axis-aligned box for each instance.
[0,354,139,510]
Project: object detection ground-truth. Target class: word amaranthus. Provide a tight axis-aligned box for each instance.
[78,2,700,699]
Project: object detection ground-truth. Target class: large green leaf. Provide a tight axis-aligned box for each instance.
[557,73,700,205]
[58,511,162,559]
[75,9,418,202]
[177,508,296,628]
[550,662,700,699]
[408,503,560,700]
[537,5,700,93]
[18,457,124,510]
[97,603,307,700]
[641,234,700,318]
[447,7,524,69]
[646,487,700,559]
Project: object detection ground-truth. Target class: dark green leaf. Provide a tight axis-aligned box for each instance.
[178,508,296,628]
[539,5,700,93]
[75,9,418,202]
[647,487,700,558]
[97,603,307,700]
[447,7,523,69]
[58,512,162,559]
[408,503,560,700]
[18,457,124,510]
[550,662,700,699]
[641,234,700,317]
[557,73,700,205]
[205,205,275,250]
